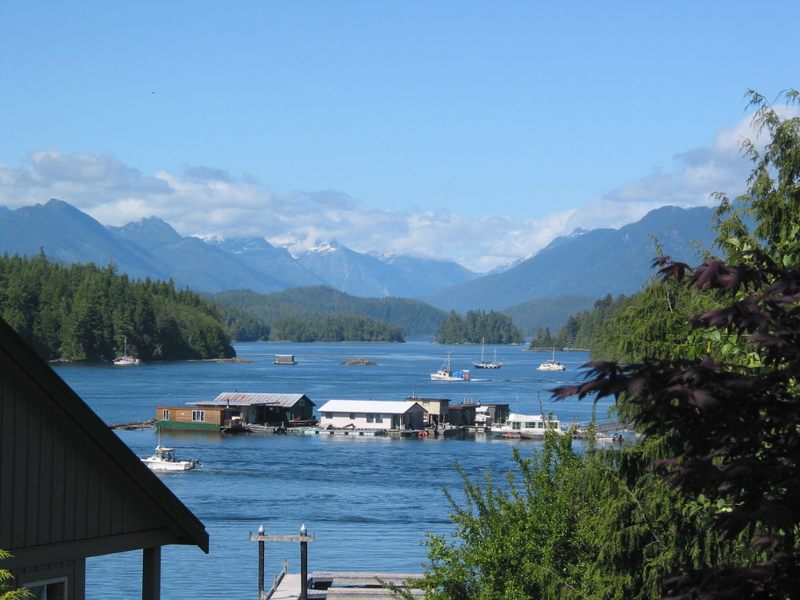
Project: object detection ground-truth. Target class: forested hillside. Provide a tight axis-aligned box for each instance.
[436,310,524,344]
[0,254,235,361]
[538,282,721,361]
[502,294,598,334]
[213,286,447,338]
[268,315,404,342]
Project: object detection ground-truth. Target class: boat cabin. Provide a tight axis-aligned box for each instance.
[0,317,208,600]
[274,354,296,365]
[491,413,562,438]
[317,400,426,431]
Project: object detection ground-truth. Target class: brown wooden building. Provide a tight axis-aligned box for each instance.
[0,318,208,600]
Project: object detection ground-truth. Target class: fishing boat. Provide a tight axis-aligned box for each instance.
[141,445,199,471]
[536,347,565,371]
[490,413,561,438]
[113,336,142,366]
[430,352,471,381]
[474,338,502,369]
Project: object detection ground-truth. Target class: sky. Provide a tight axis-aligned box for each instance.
[0,1,798,272]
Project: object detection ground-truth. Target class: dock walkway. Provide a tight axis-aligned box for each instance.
[267,571,423,599]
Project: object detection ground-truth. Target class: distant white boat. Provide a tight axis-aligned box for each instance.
[141,445,199,472]
[430,352,471,381]
[113,336,142,366]
[537,348,565,372]
[474,338,502,369]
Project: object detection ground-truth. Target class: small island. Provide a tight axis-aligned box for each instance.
[342,357,378,366]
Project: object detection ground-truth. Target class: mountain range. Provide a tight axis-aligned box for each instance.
[0,199,477,297]
[0,200,719,330]
[424,205,718,312]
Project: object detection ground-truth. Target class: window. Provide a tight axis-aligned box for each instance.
[191,410,205,422]
[162,408,169,420]
[367,414,374,423]
[512,422,521,430]
[325,412,332,419]
[25,578,67,600]
[375,414,383,423]
[349,413,355,419]
[538,422,544,429]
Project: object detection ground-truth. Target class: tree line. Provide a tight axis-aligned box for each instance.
[213,286,446,341]
[436,309,524,344]
[268,315,404,342]
[0,253,235,362]
[417,90,800,598]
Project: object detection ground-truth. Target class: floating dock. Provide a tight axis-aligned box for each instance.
[268,571,423,599]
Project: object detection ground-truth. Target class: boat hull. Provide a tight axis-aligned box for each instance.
[430,372,468,381]
[141,458,197,471]
[537,361,565,372]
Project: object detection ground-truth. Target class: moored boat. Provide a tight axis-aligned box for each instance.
[474,338,502,369]
[537,348,565,371]
[113,336,142,366]
[490,413,561,438]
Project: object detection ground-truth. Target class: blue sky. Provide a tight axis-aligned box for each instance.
[1,1,798,271]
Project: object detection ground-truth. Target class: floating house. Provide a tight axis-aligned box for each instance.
[274,354,296,365]
[0,317,208,600]
[447,402,478,427]
[405,396,449,427]
[473,402,511,427]
[157,393,315,431]
[317,400,426,431]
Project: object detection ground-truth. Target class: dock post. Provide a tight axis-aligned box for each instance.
[258,524,265,598]
[300,523,309,600]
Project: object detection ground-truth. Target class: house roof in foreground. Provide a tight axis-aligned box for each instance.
[0,317,208,566]
[318,400,425,415]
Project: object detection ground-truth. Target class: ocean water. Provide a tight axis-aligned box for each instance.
[54,341,606,600]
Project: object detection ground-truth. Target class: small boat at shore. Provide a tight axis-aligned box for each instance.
[141,445,199,471]
[490,413,561,438]
[430,352,470,381]
[113,336,142,366]
[537,348,565,372]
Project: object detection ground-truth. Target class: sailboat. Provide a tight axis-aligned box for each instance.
[537,347,565,371]
[430,352,471,381]
[474,338,502,369]
[113,336,142,366]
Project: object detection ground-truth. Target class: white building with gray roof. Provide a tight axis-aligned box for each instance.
[317,399,426,431]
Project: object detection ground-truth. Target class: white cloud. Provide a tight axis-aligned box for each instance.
[0,110,782,272]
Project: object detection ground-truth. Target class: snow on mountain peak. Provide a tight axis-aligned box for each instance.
[307,240,340,254]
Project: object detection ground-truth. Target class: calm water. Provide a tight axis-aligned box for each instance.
[54,341,607,600]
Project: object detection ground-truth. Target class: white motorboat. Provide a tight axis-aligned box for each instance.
[430,352,471,381]
[141,445,199,472]
[537,348,565,371]
[113,336,142,366]
[490,413,561,438]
